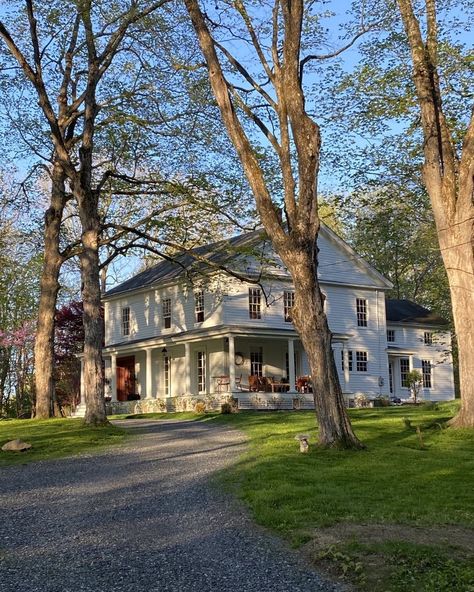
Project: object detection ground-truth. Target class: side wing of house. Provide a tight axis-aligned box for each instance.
[386,324,454,401]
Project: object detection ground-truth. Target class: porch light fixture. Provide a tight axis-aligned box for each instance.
[161,347,167,354]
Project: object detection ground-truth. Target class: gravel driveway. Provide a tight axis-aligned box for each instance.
[0,419,345,592]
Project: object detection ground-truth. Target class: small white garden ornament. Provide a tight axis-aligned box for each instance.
[295,434,310,453]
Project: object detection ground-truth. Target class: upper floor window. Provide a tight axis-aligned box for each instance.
[356,298,368,327]
[162,298,172,329]
[400,357,410,387]
[121,307,130,336]
[424,332,433,345]
[283,290,295,322]
[195,291,204,323]
[422,360,432,388]
[356,351,368,372]
[341,350,353,372]
[249,288,261,319]
[387,329,395,343]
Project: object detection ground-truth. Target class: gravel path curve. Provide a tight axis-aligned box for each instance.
[0,419,345,592]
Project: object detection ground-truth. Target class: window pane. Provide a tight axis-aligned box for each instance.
[387,330,395,342]
[162,298,171,329]
[195,291,204,323]
[400,358,410,387]
[356,351,367,372]
[422,360,432,388]
[250,349,263,376]
[284,290,295,322]
[122,307,130,336]
[356,299,367,327]
[197,351,206,392]
[249,288,261,319]
[341,350,353,371]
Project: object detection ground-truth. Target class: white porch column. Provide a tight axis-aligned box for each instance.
[228,334,236,391]
[288,339,297,394]
[111,353,117,402]
[342,343,350,390]
[80,359,85,404]
[185,342,191,394]
[145,348,153,399]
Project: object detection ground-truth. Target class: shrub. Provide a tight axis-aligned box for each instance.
[194,400,206,414]
[221,402,233,414]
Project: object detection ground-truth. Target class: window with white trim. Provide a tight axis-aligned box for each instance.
[194,291,204,323]
[197,351,206,393]
[400,358,410,387]
[356,351,368,372]
[424,332,433,345]
[162,298,171,329]
[387,329,395,342]
[164,355,170,396]
[422,360,432,388]
[356,298,368,327]
[249,288,261,319]
[250,349,263,377]
[283,290,295,322]
[121,307,130,336]
[341,350,353,372]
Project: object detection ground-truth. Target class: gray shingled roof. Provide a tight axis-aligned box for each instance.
[105,230,266,297]
[386,299,448,326]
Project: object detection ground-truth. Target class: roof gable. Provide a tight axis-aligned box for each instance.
[104,224,392,299]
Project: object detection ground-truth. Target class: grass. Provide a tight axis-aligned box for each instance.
[0,418,128,467]
[204,401,474,590]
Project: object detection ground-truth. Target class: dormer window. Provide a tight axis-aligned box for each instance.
[162,298,171,329]
[283,290,295,322]
[249,288,261,319]
[195,291,204,323]
[122,307,130,336]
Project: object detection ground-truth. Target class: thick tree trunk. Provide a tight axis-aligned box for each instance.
[34,163,65,419]
[184,0,363,448]
[396,0,474,428]
[285,249,364,448]
[438,221,474,427]
[77,192,107,426]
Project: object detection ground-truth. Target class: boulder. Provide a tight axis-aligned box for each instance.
[1,439,32,452]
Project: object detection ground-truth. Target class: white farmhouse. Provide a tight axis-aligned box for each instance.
[84,225,454,414]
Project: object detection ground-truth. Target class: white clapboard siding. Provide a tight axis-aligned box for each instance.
[386,325,454,401]
[104,283,224,346]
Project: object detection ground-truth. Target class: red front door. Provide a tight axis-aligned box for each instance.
[117,356,136,401]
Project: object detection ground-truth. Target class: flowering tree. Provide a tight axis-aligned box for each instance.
[0,323,36,417]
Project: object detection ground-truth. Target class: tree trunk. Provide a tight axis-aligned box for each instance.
[285,249,364,448]
[77,189,107,426]
[396,0,474,427]
[34,162,66,419]
[184,0,363,448]
[438,222,474,427]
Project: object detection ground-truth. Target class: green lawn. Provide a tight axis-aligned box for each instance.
[208,402,474,591]
[0,418,128,467]
[211,402,473,530]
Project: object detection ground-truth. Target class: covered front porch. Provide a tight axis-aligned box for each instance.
[82,326,353,413]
